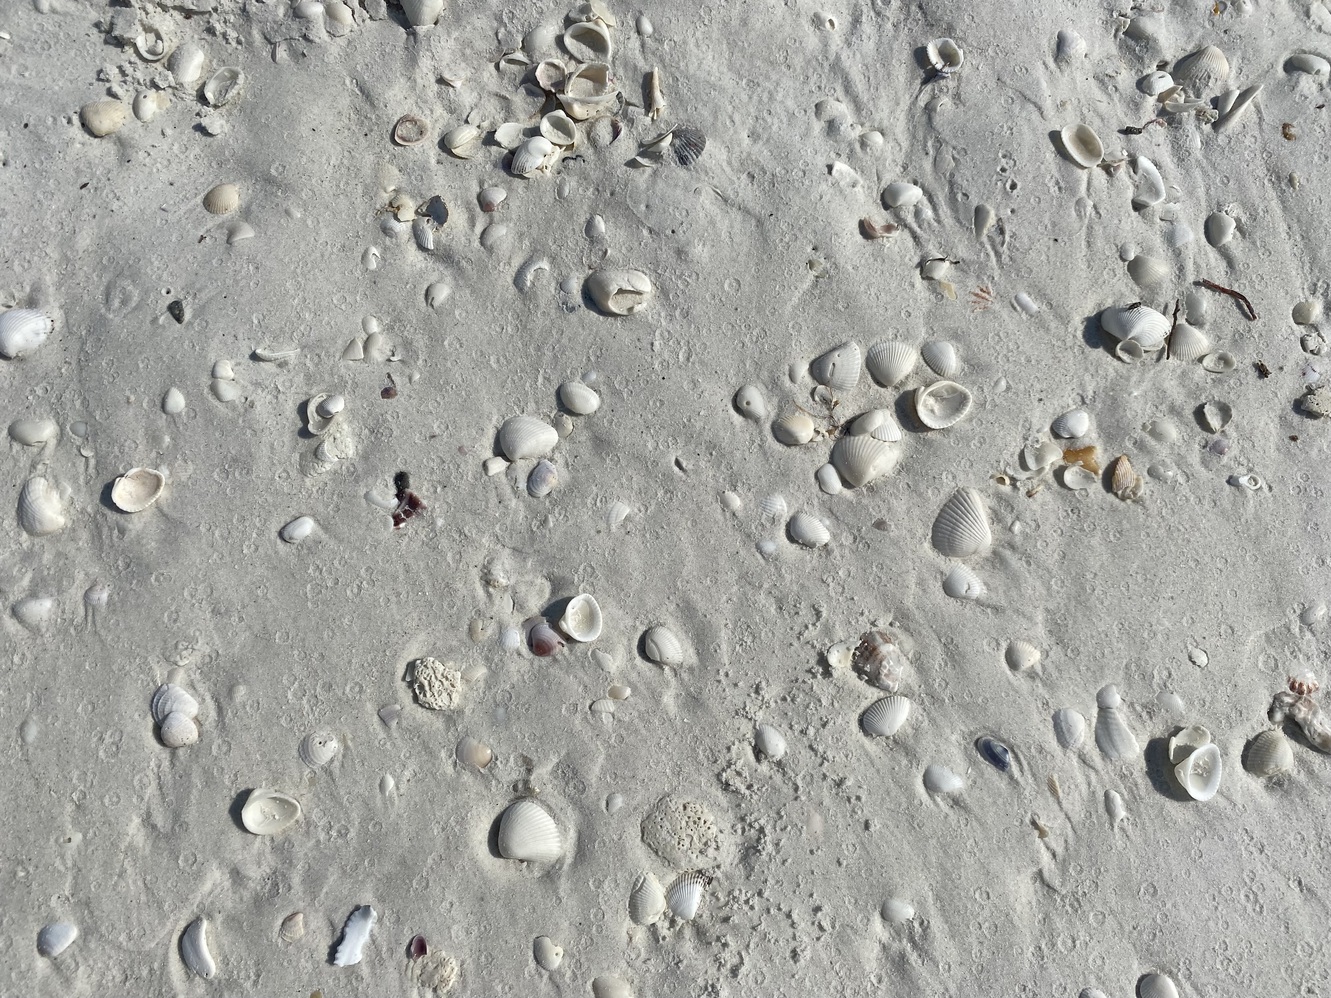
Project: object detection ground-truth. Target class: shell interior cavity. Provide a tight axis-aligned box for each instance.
[240,788,302,835]
[498,799,563,863]
[111,467,166,513]
[585,268,652,315]
[914,381,973,429]
[559,593,603,642]
[18,477,67,536]
[1058,123,1104,168]
[1174,742,1222,801]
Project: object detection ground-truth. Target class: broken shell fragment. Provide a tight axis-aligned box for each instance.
[586,269,653,315]
[333,905,377,967]
[240,788,302,835]
[882,181,923,208]
[498,799,563,863]
[180,917,216,979]
[564,20,612,61]
[202,67,244,107]
[1174,742,1222,801]
[111,468,166,513]
[809,341,862,393]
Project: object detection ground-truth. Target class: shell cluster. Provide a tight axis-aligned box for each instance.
[152,681,201,749]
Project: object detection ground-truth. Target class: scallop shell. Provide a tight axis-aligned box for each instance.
[1094,698,1139,762]
[586,269,652,315]
[930,487,992,559]
[512,135,557,177]
[772,412,815,446]
[1050,409,1089,439]
[202,67,244,107]
[1175,45,1229,92]
[628,871,668,925]
[1053,708,1086,750]
[160,711,200,748]
[942,564,986,601]
[754,723,787,761]
[1169,321,1211,362]
[1058,123,1103,168]
[1110,454,1143,501]
[37,922,78,958]
[666,871,708,920]
[564,20,612,61]
[642,625,684,666]
[559,380,601,415]
[1138,973,1180,998]
[788,512,831,549]
[1127,253,1169,288]
[299,731,339,768]
[1245,729,1294,777]
[830,434,901,488]
[1174,743,1222,801]
[882,181,924,208]
[151,684,198,724]
[671,126,707,166]
[111,467,166,513]
[498,415,558,461]
[865,340,918,386]
[976,735,1011,772]
[240,788,302,835]
[180,917,216,979]
[559,593,602,642]
[922,763,963,795]
[18,477,66,537]
[809,341,862,393]
[533,935,563,971]
[861,695,911,737]
[498,799,563,863]
[758,494,788,520]
[921,340,960,378]
[333,905,377,967]
[1005,639,1041,672]
[278,912,305,943]
[0,308,54,359]
[914,381,973,430]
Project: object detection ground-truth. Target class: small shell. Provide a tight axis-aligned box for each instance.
[880,899,914,923]
[498,415,558,461]
[1286,53,1331,77]
[1293,300,1323,325]
[111,467,166,513]
[37,922,78,958]
[1202,351,1237,373]
[926,37,964,73]
[758,494,788,520]
[1097,684,1122,710]
[628,871,668,925]
[1055,28,1086,64]
[882,181,923,208]
[922,763,964,795]
[559,593,603,642]
[788,512,831,549]
[333,905,377,967]
[278,912,305,943]
[541,110,578,148]
[930,487,992,559]
[443,124,482,158]
[592,976,634,998]
[151,683,198,724]
[809,341,862,393]
[666,871,708,920]
[754,724,787,761]
[391,113,428,146]
[671,126,707,166]
[865,339,919,387]
[0,308,55,359]
[1131,156,1166,210]
[1174,743,1222,801]
[279,516,315,543]
[1169,322,1211,362]
[527,459,558,498]
[159,711,200,748]
[18,477,67,536]
[202,67,244,107]
[1175,45,1229,92]
[1058,123,1103,168]
[1127,254,1169,288]
[1005,639,1041,673]
[180,917,216,979]
[1205,210,1236,247]
[512,136,557,177]
[853,630,907,691]
[559,381,601,415]
[1110,454,1143,501]
[1053,708,1087,750]
[1059,465,1098,490]
[921,340,960,378]
[1199,400,1232,433]
[456,736,494,770]
[861,695,911,737]
[1245,729,1294,777]
[1138,973,1180,998]
[1095,698,1139,762]
[498,799,563,863]
[1105,789,1128,824]
[976,735,1012,772]
[772,412,816,446]
[528,622,565,657]
[240,788,302,835]
[478,186,507,212]
[733,384,767,421]
[564,20,612,61]
[1050,409,1090,439]
[80,99,129,137]
[1140,70,1176,95]
[533,936,563,971]
[299,731,339,768]
[642,625,684,666]
[914,381,973,430]
[830,434,901,488]
[202,183,240,215]
[8,417,59,446]
[942,564,986,601]
[815,463,843,496]
[134,24,168,61]
[586,269,653,316]
[167,42,206,86]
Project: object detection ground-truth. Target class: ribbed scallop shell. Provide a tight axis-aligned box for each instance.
[665,871,708,920]
[1100,304,1169,349]
[1175,45,1229,92]
[772,411,815,446]
[159,711,199,748]
[558,380,601,415]
[809,341,862,394]
[914,381,973,429]
[1174,743,1222,801]
[930,487,992,558]
[865,340,918,387]
[559,593,602,642]
[151,683,199,724]
[1094,701,1139,761]
[180,917,216,979]
[628,870,667,925]
[671,126,707,166]
[17,477,66,536]
[111,467,166,513]
[1169,321,1211,362]
[512,136,556,177]
[923,763,963,795]
[758,494,788,520]
[585,268,652,315]
[1050,409,1090,439]
[642,624,683,665]
[1111,454,1143,501]
[1244,728,1294,777]
[202,182,240,215]
[830,434,901,488]
[921,340,960,378]
[1138,972,1180,998]
[754,724,787,760]
[942,564,986,601]
[498,799,563,863]
[787,512,831,548]
[861,695,911,737]
[0,308,54,359]
[497,415,558,461]
[299,731,339,768]
[1053,708,1086,749]
[1005,639,1041,672]
[278,912,305,943]
[1127,254,1170,288]
[241,788,302,835]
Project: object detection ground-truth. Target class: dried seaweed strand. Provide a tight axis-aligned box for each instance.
[1196,278,1257,321]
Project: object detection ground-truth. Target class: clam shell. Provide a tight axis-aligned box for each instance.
[975,735,1011,772]
[0,307,54,359]
[400,0,443,25]
[1286,53,1331,76]
[1175,45,1229,92]
[880,898,914,923]
[8,417,59,446]
[1054,28,1086,64]
[914,381,973,429]
[788,512,831,548]
[1127,253,1169,287]
[665,871,708,920]
[478,186,507,212]
[1138,973,1180,998]
[1050,409,1089,439]
[922,763,963,795]
[18,477,66,536]
[1174,743,1222,801]
[240,788,302,835]
[1058,123,1103,168]
[865,340,918,386]
[37,922,78,958]
[559,380,601,415]
[80,99,129,137]
[456,735,494,770]
[111,467,166,513]
[628,871,667,925]
[151,683,198,724]
[533,935,563,971]
[1005,639,1041,672]
[643,625,684,666]
[159,711,200,748]
[299,731,339,768]
[1202,350,1236,373]
[809,341,862,393]
[816,463,843,495]
[559,593,602,642]
[1053,708,1086,750]
[942,564,986,601]
[498,799,562,863]
[527,459,558,498]
[861,695,911,737]
[882,181,923,208]
[586,269,653,315]
[564,20,612,61]
[772,412,816,446]
[1244,728,1294,777]
[279,515,315,543]
[180,917,216,979]
[333,905,377,967]
[1100,304,1169,349]
[754,723,787,761]
[733,384,767,421]
[1204,210,1236,247]
[498,415,558,461]
[278,912,305,943]
[1169,321,1210,361]
[1094,703,1139,762]
[930,487,991,558]
[921,340,960,378]
[202,67,244,107]
[926,37,963,72]
[512,135,557,177]
[671,126,707,166]
[12,596,55,633]
[592,976,634,998]
[830,434,901,488]
[758,494,788,520]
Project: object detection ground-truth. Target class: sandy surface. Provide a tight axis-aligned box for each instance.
[5,0,1331,995]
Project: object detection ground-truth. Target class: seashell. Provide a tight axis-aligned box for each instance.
[212,377,242,402]
[586,269,652,315]
[1005,639,1041,672]
[815,463,843,496]
[1245,728,1294,777]
[1100,303,1169,350]
[11,595,55,633]
[533,936,563,971]
[1293,300,1323,325]
[830,434,901,488]
[809,341,862,393]
[240,788,302,835]
[1094,686,1139,761]
[1105,789,1127,824]
[390,113,428,147]
[1201,351,1236,373]
[865,340,919,386]
[922,763,963,795]
[333,905,377,967]
[443,124,482,158]
[527,459,558,498]
[976,735,1011,772]
[180,917,216,979]
[1053,708,1086,750]
[1057,123,1103,168]
[111,467,166,513]
[279,515,315,543]
[1050,409,1089,439]
[643,624,684,666]
[1140,70,1175,95]
[564,20,612,61]
[671,126,707,166]
[1138,972,1180,998]
[666,871,708,920]
[168,42,206,86]
[758,494,788,520]
[592,975,634,998]
[1175,45,1229,93]
[559,380,601,415]
[202,67,244,107]
[1127,253,1169,288]
[528,622,565,657]
[772,412,816,446]
[278,912,305,943]
[914,381,973,430]
[512,136,557,177]
[498,415,558,461]
[559,593,603,642]
[559,62,617,120]
[1097,684,1122,710]
[1110,454,1143,501]
[1204,210,1236,247]
[733,384,767,421]
[788,512,831,549]
[974,203,996,238]
[400,0,444,25]
[80,99,129,137]
[160,711,199,748]
[1021,439,1062,473]
[0,308,54,359]
[881,898,914,923]
[921,340,959,378]
[477,187,507,214]
[133,90,168,122]
[134,24,168,61]
[456,736,494,770]
[9,417,58,446]
[628,871,668,924]
[1286,53,1331,76]
[882,181,923,208]
[1169,321,1210,362]
[1055,28,1086,65]
[18,477,66,536]
[852,630,907,691]
[1131,156,1166,210]
[299,731,339,768]
[1174,743,1222,801]
[930,488,992,558]
[926,37,964,74]
[1166,725,1213,766]
[498,799,563,863]
[1199,400,1232,433]
[861,695,911,737]
[754,724,787,761]
[37,922,78,958]
[151,683,199,725]
[942,564,986,601]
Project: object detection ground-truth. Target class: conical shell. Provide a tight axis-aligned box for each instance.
[160,711,199,748]
[586,269,652,315]
[498,799,563,863]
[151,683,199,724]
[809,342,862,393]
[1174,743,1222,801]
[642,625,683,666]
[861,695,911,737]
[1005,639,1041,672]
[1058,123,1104,168]
[299,731,339,768]
[665,872,708,921]
[628,871,668,924]
[37,922,78,958]
[830,434,901,488]
[497,415,558,461]
[914,381,973,429]
[1175,45,1229,92]
[921,340,960,378]
[1169,321,1210,362]
[111,467,166,512]
[1138,972,1180,998]
[240,788,302,835]
[788,512,831,548]
[1100,303,1169,349]
[18,477,66,536]
[1094,704,1139,761]
[1053,708,1086,750]
[942,564,986,601]
[180,917,216,979]
[1245,728,1294,777]
[865,340,918,387]
[930,487,991,558]
[923,763,963,795]
[559,593,602,642]
[0,308,55,359]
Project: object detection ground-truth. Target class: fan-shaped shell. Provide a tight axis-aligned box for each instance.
[160,711,199,748]
[930,487,991,558]
[642,624,683,666]
[151,683,198,724]
[1095,703,1139,761]
[848,408,902,441]
[942,564,986,601]
[559,380,601,415]
[1127,253,1170,288]
[512,135,556,177]
[732,384,767,421]
[202,182,240,215]
[1058,123,1103,168]
[1053,708,1086,750]
[111,467,166,513]
[80,99,129,137]
[1205,210,1236,247]
[921,340,960,378]
[831,434,901,488]
[809,341,862,393]
[788,512,831,548]
[278,912,305,943]
[498,415,558,461]
[923,763,963,795]
[444,123,482,158]
[1245,728,1294,777]
[1174,743,1222,801]
[180,917,216,979]
[1051,410,1090,439]
[456,735,494,770]
[914,381,973,429]
[671,126,707,166]
[498,799,563,863]
[628,870,667,924]
[299,731,339,768]
[1169,320,1211,363]
[1175,45,1229,92]
[1006,639,1041,672]
[240,788,302,835]
[586,269,652,315]
[559,593,602,642]
[772,412,815,446]
[18,477,67,537]
[666,871,708,920]
[1167,724,1213,765]
[1138,972,1180,998]
[0,308,55,359]
[37,922,78,958]
[758,494,787,520]
[861,695,911,737]
[865,340,918,386]
[1100,304,1169,349]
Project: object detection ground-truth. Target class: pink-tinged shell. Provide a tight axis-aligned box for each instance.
[852,629,907,691]
[529,621,565,657]
[409,934,428,959]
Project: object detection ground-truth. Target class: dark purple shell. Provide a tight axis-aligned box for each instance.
[975,735,1011,772]
[529,622,565,657]
[409,934,428,959]
[672,126,706,166]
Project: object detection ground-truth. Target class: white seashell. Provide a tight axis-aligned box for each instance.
[1202,351,1236,373]
[758,494,788,520]
[1100,304,1169,349]
[564,20,612,61]
[1204,210,1236,247]
[299,731,340,768]
[443,124,482,158]
[213,378,242,402]
[240,788,302,836]
[1286,53,1331,76]
[1137,973,1180,998]
[1245,729,1294,777]
[498,799,563,863]
[1050,409,1089,439]
[1005,639,1041,672]
[1169,322,1210,362]
[456,735,494,770]
[279,516,315,543]
[134,24,168,61]
[527,459,558,498]
[1058,123,1103,168]
[1140,70,1175,95]
[559,593,603,642]
[162,387,186,414]
[498,415,558,461]
[815,463,843,496]
[882,182,924,208]
[512,136,557,177]
[926,37,964,73]
[180,917,216,979]
[754,724,787,761]
[666,872,708,920]
[1097,685,1122,710]
[151,683,199,724]
[1167,725,1213,766]
[1293,300,1324,325]
[592,976,634,998]
[643,625,684,666]
[1053,708,1086,750]
[37,922,78,958]
[788,512,831,549]
[80,99,129,137]
[586,269,652,315]
[1105,789,1128,824]
[1174,743,1222,801]
[8,417,58,446]
[168,42,206,86]
[733,384,767,421]
[333,905,377,967]
[922,763,963,795]
[1199,400,1232,433]
[830,434,901,488]
[11,596,55,633]
[533,936,563,971]
[424,282,451,308]
[1054,28,1086,65]
[0,308,54,359]
[559,380,601,415]
[478,187,507,214]
[914,381,973,430]
[111,467,166,513]
[865,340,919,387]
[1094,689,1139,761]
[133,90,168,122]
[921,340,959,378]
[1127,253,1169,288]
[861,695,911,737]
[942,564,986,601]
[880,898,914,923]
[278,912,305,943]
[629,870,668,924]
[400,0,444,25]
[1131,156,1166,210]
[930,488,992,559]
[974,203,996,237]
[202,67,244,107]
[809,341,862,393]
[1175,45,1229,92]
[772,412,816,446]
[160,711,199,748]
[18,477,66,536]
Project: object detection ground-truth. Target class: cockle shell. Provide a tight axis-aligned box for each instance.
[1175,45,1229,93]
[512,135,557,177]
[201,182,240,215]
[1053,708,1086,749]
[831,434,901,488]
[240,788,302,835]
[160,711,200,748]
[773,412,816,446]
[333,905,377,967]
[861,695,911,737]
[666,871,708,921]
[0,308,54,359]
[1245,729,1294,777]
[12,596,55,633]
[733,384,767,421]
[1167,321,1211,363]
[151,684,198,724]
[1094,686,1139,761]
[1127,253,1169,288]
[498,799,563,863]
[299,731,339,768]
[443,124,482,158]
[865,340,918,386]
[456,736,494,770]
[1110,454,1143,501]
[1138,972,1180,998]
[629,871,668,924]
[559,380,601,415]
[111,467,166,513]
[754,724,787,761]
[926,37,964,73]
[400,0,444,25]
[527,459,558,498]
[788,512,831,548]
[1174,743,1222,801]
[847,408,902,441]
[180,917,216,979]
[498,415,558,461]
[758,494,788,520]
[923,763,963,795]
[921,340,960,378]
[559,593,602,642]
[37,922,78,958]
[80,100,129,137]
[18,477,66,536]
[1005,639,1041,672]
[278,912,305,943]
[586,269,652,315]
[914,381,973,429]
[942,564,986,601]
[533,935,563,971]
[809,341,862,393]
[168,42,206,86]
[1058,123,1103,168]
[642,625,683,666]
[1050,410,1090,439]
[1101,304,1169,349]
[930,487,992,558]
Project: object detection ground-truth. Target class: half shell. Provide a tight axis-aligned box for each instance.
[642,625,683,666]
[1006,639,1041,672]
[586,269,652,315]
[666,871,708,921]
[17,477,66,536]
[930,487,991,558]
[1174,743,1222,801]
[1245,729,1294,777]
[1058,123,1103,168]
[298,731,339,768]
[1100,304,1169,350]
[1138,973,1180,998]
[942,564,986,601]
[111,467,166,512]
[809,341,862,393]
[861,695,911,737]
[914,381,973,429]
[533,935,563,971]
[202,67,244,107]
[921,340,960,378]
[559,380,601,415]
[180,917,216,979]
[37,922,78,958]
[559,593,603,642]
[498,799,563,863]
[151,683,198,724]
[788,512,831,548]
[1053,708,1086,750]
[865,340,918,386]
[240,788,302,835]
[1175,45,1229,93]
[564,20,612,61]
[628,871,667,924]
[830,434,901,488]
[923,763,963,795]
[498,415,558,461]
[159,711,200,748]
[0,308,54,359]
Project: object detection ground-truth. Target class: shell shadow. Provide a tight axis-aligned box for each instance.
[541,596,571,622]
[1144,735,1190,802]
[486,811,505,860]
[909,46,933,72]
[1080,313,1106,351]
[97,479,120,513]
[227,790,251,833]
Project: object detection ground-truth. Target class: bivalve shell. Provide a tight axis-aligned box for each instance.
[498,415,558,461]
[592,976,634,998]
[80,100,129,137]
[926,37,964,73]
[831,434,901,488]
[1127,253,1170,288]
[1205,211,1236,247]
[202,67,244,107]
[240,788,302,836]
[788,512,831,548]
[865,340,918,387]
[642,625,684,666]
[1174,742,1222,801]
[882,182,924,208]
[279,516,315,543]
[809,341,862,393]
[533,936,563,971]
[559,380,601,415]
[942,564,986,601]
[914,381,973,429]
[498,799,563,863]
[773,412,816,446]
[1140,70,1175,95]
[151,683,198,724]
[168,42,206,86]
[1245,728,1294,777]
[527,459,558,498]
[930,487,992,558]
[278,912,305,943]
[333,905,377,967]
[1053,708,1086,750]
[923,763,964,795]
[37,922,78,958]
[18,477,66,536]
[564,20,612,61]
[180,917,216,979]
[754,723,787,761]
[976,735,1012,772]
[1094,687,1139,761]
[299,731,340,768]
[160,711,199,748]
[0,308,54,359]
[1005,639,1041,672]
[1175,45,1229,93]
[586,269,653,315]
[512,136,557,178]
[111,467,166,513]
[921,340,959,378]
[444,124,482,158]
[628,871,667,925]
[8,417,59,446]
[665,871,708,920]
[880,899,914,923]
[1058,123,1103,168]
[1138,972,1180,998]
[733,384,767,421]
[1050,409,1090,439]
[559,593,602,642]
[1100,304,1169,349]
[861,695,911,737]
[1169,322,1211,362]
[1286,53,1331,77]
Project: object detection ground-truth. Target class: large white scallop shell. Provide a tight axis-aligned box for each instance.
[941,564,986,601]
[497,415,558,461]
[1053,708,1086,750]
[586,269,652,315]
[559,593,603,642]
[180,917,217,979]
[240,788,302,835]
[788,512,831,548]
[498,799,563,863]
[1169,321,1211,362]
[830,434,901,488]
[299,731,340,768]
[1174,743,1222,801]
[930,487,992,558]
[914,381,973,429]
[37,922,78,958]
[111,467,166,513]
[17,477,67,536]
[0,308,54,360]
[333,905,377,967]
[1245,728,1294,777]
[1094,688,1139,761]
[865,340,918,387]
[922,763,963,795]
[1100,304,1169,350]
[628,870,667,925]
[642,625,684,666]
[151,683,199,724]
[809,342,862,393]
[665,871,708,921]
[861,695,911,737]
